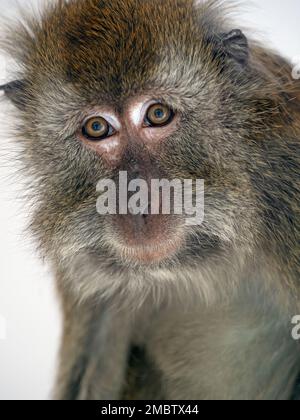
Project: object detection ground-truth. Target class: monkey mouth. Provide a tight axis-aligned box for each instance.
[119,237,184,264]
[107,213,185,264]
[109,221,185,264]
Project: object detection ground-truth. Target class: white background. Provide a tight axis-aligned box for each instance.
[0,0,299,400]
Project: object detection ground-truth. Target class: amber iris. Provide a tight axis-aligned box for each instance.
[82,117,110,140]
[145,104,174,127]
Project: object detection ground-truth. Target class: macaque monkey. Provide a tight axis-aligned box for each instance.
[1,0,300,400]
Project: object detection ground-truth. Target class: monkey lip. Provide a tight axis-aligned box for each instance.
[112,234,184,264]
[127,240,181,263]
[109,214,184,264]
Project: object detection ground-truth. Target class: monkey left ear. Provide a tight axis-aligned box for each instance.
[209,29,249,67]
[0,80,27,110]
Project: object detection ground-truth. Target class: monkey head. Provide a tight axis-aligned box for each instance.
[1,0,296,301]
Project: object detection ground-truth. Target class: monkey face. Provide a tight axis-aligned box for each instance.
[2,0,261,284]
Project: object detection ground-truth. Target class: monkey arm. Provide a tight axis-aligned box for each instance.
[291,375,300,400]
[53,284,132,401]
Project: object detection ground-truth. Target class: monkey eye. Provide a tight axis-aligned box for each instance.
[82,116,114,140]
[144,103,174,127]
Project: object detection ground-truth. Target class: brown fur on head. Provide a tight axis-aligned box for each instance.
[1,0,299,304]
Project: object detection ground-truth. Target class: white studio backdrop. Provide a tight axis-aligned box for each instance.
[0,0,300,401]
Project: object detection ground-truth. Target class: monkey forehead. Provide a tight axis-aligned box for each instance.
[21,0,211,98]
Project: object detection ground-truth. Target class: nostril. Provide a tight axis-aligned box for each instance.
[138,201,150,216]
[144,202,152,217]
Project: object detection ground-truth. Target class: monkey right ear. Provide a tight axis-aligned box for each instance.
[0,80,28,110]
[208,29,249,68]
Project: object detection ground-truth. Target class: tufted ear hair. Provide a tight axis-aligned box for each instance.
[207,29,249,68]
[0,79,28,110]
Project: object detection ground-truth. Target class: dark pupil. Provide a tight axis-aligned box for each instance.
[92,121,103,132]
[154,108,165,119]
